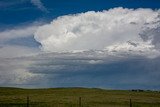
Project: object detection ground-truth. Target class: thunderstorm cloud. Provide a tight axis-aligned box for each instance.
[34,7,160,58]
[0,7,160,89]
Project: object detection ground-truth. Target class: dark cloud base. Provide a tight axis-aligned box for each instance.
[28,55,160,90]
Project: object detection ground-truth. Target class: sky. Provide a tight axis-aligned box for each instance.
[0,0,160,90]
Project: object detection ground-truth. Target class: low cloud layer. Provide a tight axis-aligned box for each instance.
[17,52,160,89]
[34,7,160,58]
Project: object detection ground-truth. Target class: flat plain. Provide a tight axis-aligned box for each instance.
[0,87,160,107]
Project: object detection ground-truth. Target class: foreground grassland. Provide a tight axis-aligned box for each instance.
[0,87,160,107]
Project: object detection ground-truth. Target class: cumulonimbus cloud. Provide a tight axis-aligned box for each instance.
[1,7,160,89]
[34,7,160,58]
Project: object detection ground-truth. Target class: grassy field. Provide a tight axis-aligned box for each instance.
[0,87,160,107]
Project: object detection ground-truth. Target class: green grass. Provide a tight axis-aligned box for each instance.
[0,87,160,107]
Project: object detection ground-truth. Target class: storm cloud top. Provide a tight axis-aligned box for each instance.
[34,8,160,59]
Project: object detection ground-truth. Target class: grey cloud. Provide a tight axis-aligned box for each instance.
[22,51,160,89]
[0,57,44,87]
[33,58,160,89]
[1,50,160,89]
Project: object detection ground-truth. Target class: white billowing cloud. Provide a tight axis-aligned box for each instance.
[31,0,48,12]
[34,7,160,58]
